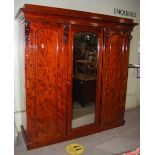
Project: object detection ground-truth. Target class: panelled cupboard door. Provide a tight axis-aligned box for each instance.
[101,28,131,124]
[25,22,67,143]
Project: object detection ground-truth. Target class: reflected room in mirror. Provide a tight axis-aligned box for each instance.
[72,32,98,128]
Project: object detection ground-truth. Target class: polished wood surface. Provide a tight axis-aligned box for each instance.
[16,4,136,149]
[20,4,134,24]
[25,22,67,145]
[102,29,124,123]
[16,4,137,30]
[101,29,132,124]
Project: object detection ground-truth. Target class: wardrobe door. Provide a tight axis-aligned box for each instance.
[25,22,67,143]
[101,28,131,124]
[67,25,102,132]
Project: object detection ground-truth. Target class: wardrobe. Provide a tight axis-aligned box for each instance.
[16,4,137,149]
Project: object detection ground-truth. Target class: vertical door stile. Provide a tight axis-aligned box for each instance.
[101,28,110,124]
[66,25,73,133]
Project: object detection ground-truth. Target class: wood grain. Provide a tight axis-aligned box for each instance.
[25,22,67,144]
[16,4,136,149]
[101,29,132,124]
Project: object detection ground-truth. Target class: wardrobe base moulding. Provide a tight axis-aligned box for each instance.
[21,120,125,150]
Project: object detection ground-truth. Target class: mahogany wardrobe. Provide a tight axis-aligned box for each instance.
[16,4,137,149]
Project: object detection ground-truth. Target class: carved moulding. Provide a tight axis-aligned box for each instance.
[25,20,30,45]
[63,24,69,44]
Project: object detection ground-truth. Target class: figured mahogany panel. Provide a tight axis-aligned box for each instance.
[101,29,127,124]
[35,27,58,139]
[25,22,67,143]
[57,24,68,136]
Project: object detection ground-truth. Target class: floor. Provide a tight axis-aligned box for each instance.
[14,107,140,155]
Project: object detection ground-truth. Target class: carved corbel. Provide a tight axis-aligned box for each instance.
[63,24,69,44]
[126,31,132,40]
[25,20,30,45]
[124,31,132,53]
[128,34,132,40]
[105,28,110,47]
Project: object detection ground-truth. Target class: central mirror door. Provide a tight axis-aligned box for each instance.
[70,28,101,129]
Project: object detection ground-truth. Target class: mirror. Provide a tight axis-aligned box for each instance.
[72,32,98,128]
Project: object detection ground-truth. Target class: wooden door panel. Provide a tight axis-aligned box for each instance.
[107,34,123,121]
[35,28,58,138]
[101,29,128,124]
[25,23,67,141]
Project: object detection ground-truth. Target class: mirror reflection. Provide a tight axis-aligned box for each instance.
[72,32,98,128]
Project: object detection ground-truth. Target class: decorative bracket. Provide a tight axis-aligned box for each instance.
[63,25,69,44]
[25,20,30,45]
[105,28,110,47]
[128,34,132,40]
[126,31,132,40]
